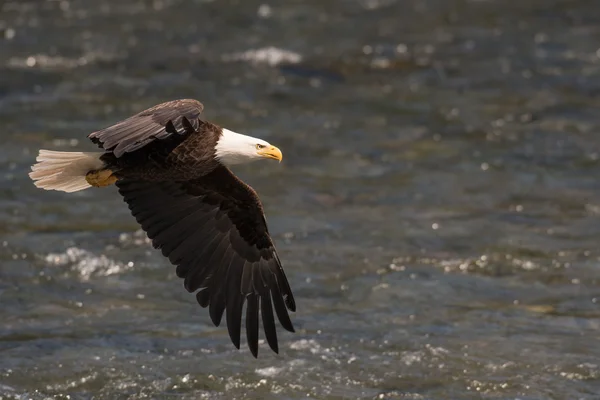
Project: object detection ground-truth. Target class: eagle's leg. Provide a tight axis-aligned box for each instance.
[85,169,117,187]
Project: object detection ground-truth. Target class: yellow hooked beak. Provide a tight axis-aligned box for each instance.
[257,145,283,162]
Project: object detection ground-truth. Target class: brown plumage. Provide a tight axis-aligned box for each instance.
[29,99,296,357]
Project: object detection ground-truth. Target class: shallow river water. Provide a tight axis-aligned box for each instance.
[1,0,600,399]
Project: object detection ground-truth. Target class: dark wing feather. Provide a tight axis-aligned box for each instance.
[116,166,296,357]
[88,99,204,157]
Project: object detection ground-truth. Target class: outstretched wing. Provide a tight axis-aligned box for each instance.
[88,99,204,157]
[115,166,296,357]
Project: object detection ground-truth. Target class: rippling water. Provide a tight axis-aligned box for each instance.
[2,0,600,399]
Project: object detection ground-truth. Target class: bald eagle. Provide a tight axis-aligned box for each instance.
[29,99,296,357]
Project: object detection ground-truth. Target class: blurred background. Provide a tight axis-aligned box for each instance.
[1,0,600,398]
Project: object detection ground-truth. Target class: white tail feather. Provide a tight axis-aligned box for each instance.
[29,150,105,193]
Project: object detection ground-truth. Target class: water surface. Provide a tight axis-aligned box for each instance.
[1,0,600,399]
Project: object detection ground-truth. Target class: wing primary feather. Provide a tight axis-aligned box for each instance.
[246,294,260,358]
[240,261,254,295]
[273,253,297,312]
[226,259,246,349]
[196,289,210,308]
[272,288,295,333]
[261,292,278,354]
[208,244,234,326]
[209,291,227,327]
[284,292,296,312]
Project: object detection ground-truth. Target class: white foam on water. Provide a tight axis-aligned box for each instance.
[222,46,302,67]
[44,246,133,280]
[254,366,284,377]
[7,51,119,70]
[289,339,323,354]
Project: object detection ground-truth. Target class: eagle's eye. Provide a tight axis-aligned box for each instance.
[256,144,266,150]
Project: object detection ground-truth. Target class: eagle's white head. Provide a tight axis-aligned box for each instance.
[215,128,283,166]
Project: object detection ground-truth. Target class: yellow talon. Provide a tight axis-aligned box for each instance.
[85,169,117,187]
